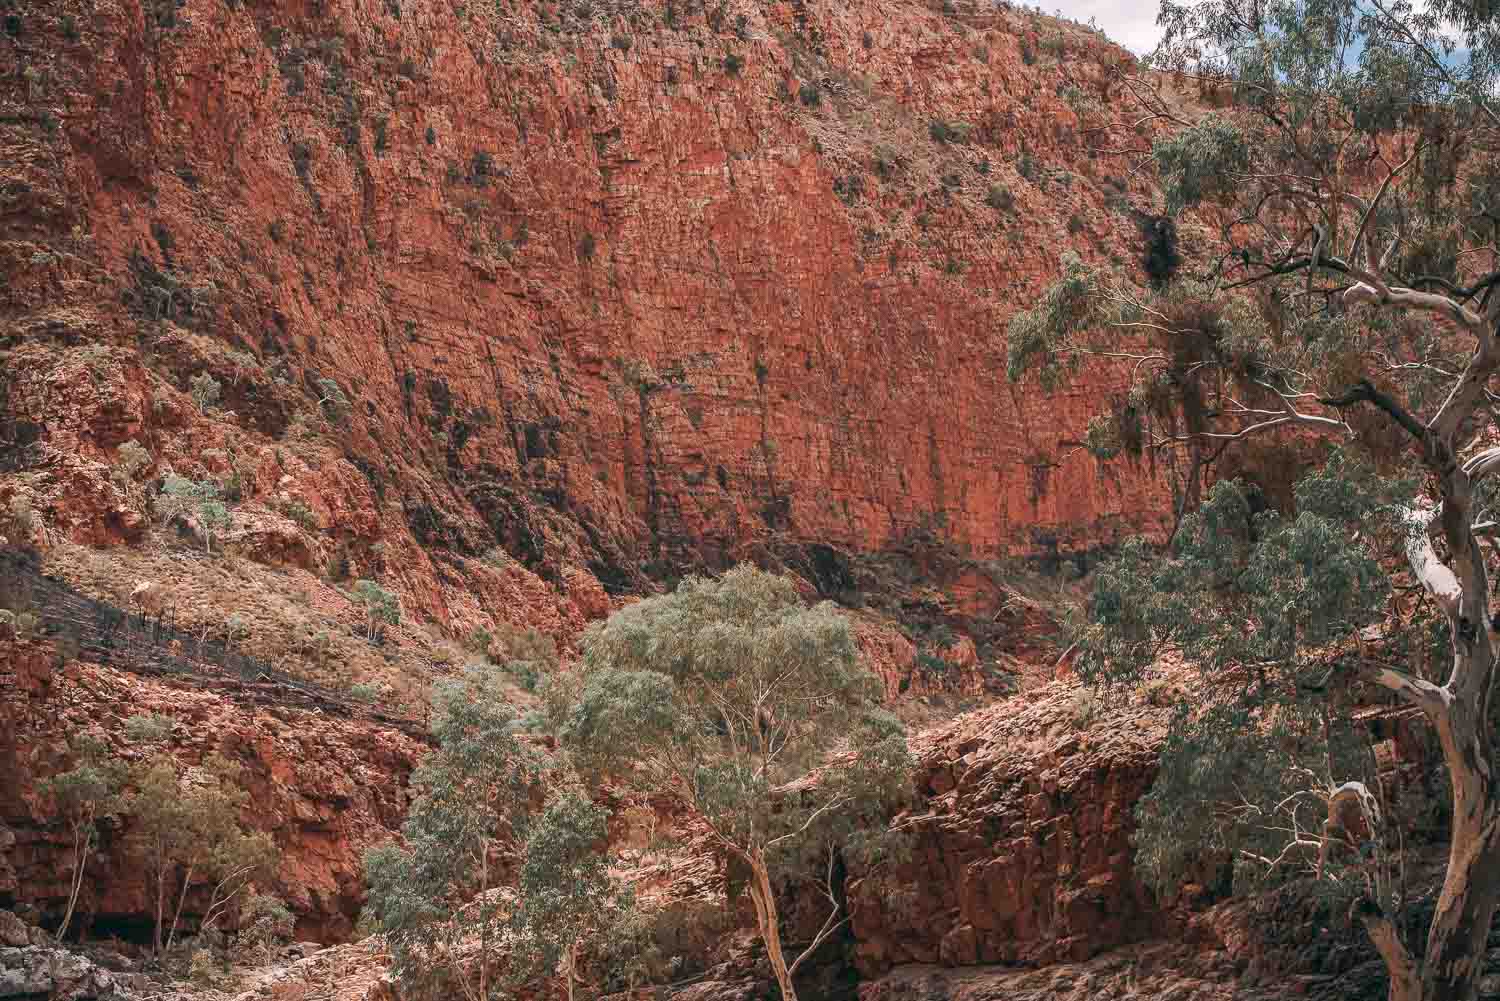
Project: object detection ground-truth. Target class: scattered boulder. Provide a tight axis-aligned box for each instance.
[0,944,119,1000]
[0,914,26,949]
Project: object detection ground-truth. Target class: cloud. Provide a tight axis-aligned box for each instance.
[1047,0,1164,54]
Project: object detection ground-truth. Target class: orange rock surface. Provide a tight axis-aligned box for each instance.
[2,0,1171,632]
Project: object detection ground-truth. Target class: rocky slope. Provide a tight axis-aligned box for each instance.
[0,634,425,942]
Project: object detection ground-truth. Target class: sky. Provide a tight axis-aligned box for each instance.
[1048,0,1164,54]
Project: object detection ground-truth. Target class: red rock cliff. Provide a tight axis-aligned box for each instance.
[2,0,1171,631]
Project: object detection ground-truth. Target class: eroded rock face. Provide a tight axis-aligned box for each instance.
[0,639,424,943]
[2,0,1174,635]
[848,684,1167,975]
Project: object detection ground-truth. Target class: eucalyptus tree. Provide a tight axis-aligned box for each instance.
[364,665,537,1001]
[1008,1,1500,997]
[39,735,122,941]
[554,565,912,1001]
[506,791,630,1001]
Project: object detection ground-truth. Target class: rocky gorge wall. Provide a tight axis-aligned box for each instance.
[0,635,425,942]
[2,0,1174,634]
[0,0,1208,978]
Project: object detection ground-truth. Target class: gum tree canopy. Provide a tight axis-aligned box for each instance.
[1008,2,1500,999]
[555,566,911,1001]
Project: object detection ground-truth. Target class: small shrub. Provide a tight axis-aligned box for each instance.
[425,125,436,145]
[986,183,1014,212]
[190,373,222,411]
[723,53,743,75]
[469,626,494,657]
[189,948,218,987]
[1068,688,1099,729]
[798,81,821,107]
[156,476,230,553]
[928,119,971,144]
[471,150,494,185]
[1067,213,1087,235]
[125,713,175,743]
[237,893,294,966]
[577,232,596,260]
[281,499,318,532]
[316,377,351,423]
[610,32,632,51]
[348,682,381,703]
[352,579,400,642]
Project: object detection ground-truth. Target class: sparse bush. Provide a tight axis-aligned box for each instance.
[723,52,743,75]
[315,378,351,423]
[2,495,38,544]
[468,626,494,657]
[157,476,230,554]
[987,183,1014,212]
[237,893,294,966]
[124,713,175,743]
[351,579,400,642]
[117,440,152,481]
[281,499,318,532]
[798,81,821,106]
[224,613,249,649]
[39,735,123,941]
[190,373,221,412]
[1068,688,1099,728]
[189,949,218,987]
[348,682,381,703]
[928,119,972,144]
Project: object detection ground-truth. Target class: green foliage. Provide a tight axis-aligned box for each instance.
[351,579,400,642]
[1152,115,1251,215]
[156,476,231,554]
[190,372,222,411]
[985,183,1014,212]
[124,712,175,743]
[116,440,152,481]
[1076,458,1413,899]
[506,792,632,997]
[39,735,124,939]
[364,666,538,1001]
[348,682,382,703]
[281,498,318,532]
[928,119,972,144]
[555,566,911,995]
[120,752,276,954]
[1005,252,1101,389]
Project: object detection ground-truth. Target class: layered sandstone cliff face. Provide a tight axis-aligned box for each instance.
[2,0,1171,633]
[848,683,1166,975]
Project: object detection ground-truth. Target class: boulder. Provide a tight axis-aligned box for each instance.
[0,945,118,1000]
